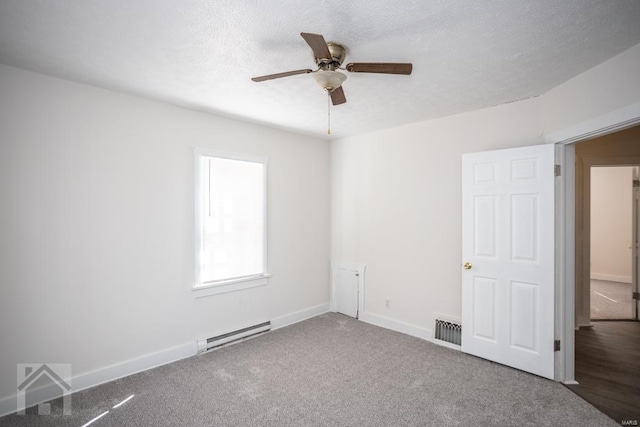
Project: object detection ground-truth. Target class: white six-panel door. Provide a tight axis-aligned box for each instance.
[461,144,555,379]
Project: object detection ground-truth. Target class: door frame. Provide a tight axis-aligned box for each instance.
[548,102,640,383]
[634,166,639,321]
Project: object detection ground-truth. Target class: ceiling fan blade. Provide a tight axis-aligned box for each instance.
[330,86,346,105]
[300,32,332,60]
[251,69,313,82]
[346,63,413,75]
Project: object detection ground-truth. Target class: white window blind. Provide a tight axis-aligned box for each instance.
[196,152,267,286]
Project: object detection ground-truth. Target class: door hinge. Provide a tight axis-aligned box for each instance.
[633,292,639,300]
[554,165,561,177]
[633,179,640,188]
[554,340,561,352]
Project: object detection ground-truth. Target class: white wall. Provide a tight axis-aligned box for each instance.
[331,41,640,339]
[590,167,634,283]
[0,64,330,414]
[331,97,545,332]
[543,42,640,135]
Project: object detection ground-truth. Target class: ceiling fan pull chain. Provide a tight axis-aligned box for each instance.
[327,91,331,135]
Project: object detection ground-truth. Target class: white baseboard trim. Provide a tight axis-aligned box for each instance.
[72,342,196,393]
[271,302,330,330]
[0,341,196,418]
[359,311,432,341]
[590,273,632,283]
[563,380,580,385]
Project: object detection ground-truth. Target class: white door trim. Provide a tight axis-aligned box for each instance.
[633,167,640,321]
[555,143,575,383]
[547,102,640,384]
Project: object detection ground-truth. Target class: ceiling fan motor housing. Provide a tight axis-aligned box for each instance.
[316,42,347,70]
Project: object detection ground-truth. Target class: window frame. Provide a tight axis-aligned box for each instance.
[193,147,269,298]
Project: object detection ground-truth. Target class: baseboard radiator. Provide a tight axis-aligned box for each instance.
[197,321,271,354]
[433,317,462,347]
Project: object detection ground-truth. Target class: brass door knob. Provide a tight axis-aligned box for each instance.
[463,262,472,270]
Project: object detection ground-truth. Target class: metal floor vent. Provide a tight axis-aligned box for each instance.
[197,321,271,354]
[434,318,461,347]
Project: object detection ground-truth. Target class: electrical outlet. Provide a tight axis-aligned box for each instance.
[385,299,391,309]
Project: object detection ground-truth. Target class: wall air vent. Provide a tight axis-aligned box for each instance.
[197,321,271,354]
[433,315,462,349]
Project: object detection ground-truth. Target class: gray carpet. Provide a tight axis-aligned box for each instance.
[590,279,633,319]
[1,313,616,426]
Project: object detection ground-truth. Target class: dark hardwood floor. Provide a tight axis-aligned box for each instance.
[566,321,640,424]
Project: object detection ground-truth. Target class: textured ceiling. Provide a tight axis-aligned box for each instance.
[1,1,640,140]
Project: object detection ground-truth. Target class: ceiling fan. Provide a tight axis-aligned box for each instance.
[251,32,413,105]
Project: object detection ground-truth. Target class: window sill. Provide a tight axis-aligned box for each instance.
[192,274,270,298]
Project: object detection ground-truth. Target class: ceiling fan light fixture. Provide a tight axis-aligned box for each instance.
[313,70,347,92]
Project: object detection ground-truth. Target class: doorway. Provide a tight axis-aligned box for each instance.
[589,166,638,320]
[572,130,640,329]
[563,126,640,421]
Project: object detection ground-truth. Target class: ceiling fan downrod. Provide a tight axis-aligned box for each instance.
[327,91,331,135]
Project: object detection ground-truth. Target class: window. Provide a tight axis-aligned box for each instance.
[194,148,268,296]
